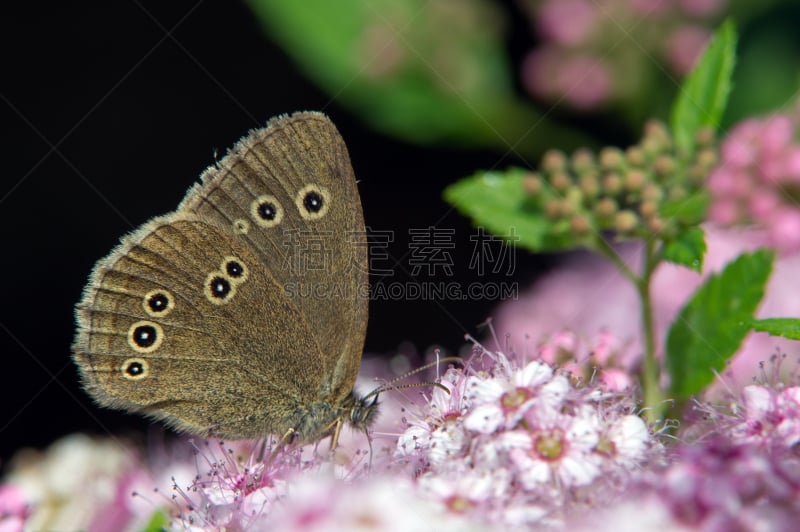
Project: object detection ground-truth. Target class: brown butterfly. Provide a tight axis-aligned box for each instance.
[73,112,377,448]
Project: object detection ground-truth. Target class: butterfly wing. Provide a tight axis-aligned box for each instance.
[177,112,369,403]
[74,113,369,440]
[73,214,325,438]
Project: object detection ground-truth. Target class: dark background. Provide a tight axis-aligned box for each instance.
[0,1,554,462]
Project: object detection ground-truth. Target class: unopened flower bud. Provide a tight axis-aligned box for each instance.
[595,197,617,218]
[579,172,599,197]
[542,150,568,173]
[626,146,645,167]
[642,121,672,155]
[570,214,591,235]
[545,199,563,220]
[654,155,675,178]
[688,162,708,184]
[624,169,646,192]
[639,200,657,219]
[642,136,664,157]
[614,210,639,233]
[523,172,543,195]
[599,147,625,171]
[565,187,583,210]
[668,186,687,201]
[642,183,663,202]
[571,148,595,174]
[644,120,670,144]
[603,173,622,195]
[696,148,718,171]
[694,126,715,148]
[550,171,572,192]
[647,216,666,234]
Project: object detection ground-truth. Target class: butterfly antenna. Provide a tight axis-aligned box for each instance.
[362,356,463,401]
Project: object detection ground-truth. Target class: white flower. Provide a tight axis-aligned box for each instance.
[419,471,495,509]
[463,401,506,434]
[426,423,468,466]
[266,475,479,531]
[396,424,432,456]
[396,371,471,466]
[537,374,571,412]
[464,361,555,434]
[603,415,650,468]
[570,495,692,531]
[509,407,602,489]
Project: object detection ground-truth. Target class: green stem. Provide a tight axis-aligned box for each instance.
[594,236,664,422]
[593,235,638,285]
[637,239,664,422]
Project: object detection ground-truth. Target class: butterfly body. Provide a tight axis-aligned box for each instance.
[73,112,374,443]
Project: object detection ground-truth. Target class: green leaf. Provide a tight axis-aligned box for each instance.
[659,191,709,226]
[663,227,706,272]
[141,510,169,532]
[670,19,737,153]
[750,318,800,340]
[443,168,588,252]
[666,249,773,399]
[245,0,592,154]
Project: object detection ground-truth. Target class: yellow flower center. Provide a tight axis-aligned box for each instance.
[595,435,616,456]
[535,429,565,460]
[445,495,474,513]
[501,387,531,410]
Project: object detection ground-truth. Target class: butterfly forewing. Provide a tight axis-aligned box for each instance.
[177,112,369,401]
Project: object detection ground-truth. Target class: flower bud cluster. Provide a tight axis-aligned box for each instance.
[524,121,717,241]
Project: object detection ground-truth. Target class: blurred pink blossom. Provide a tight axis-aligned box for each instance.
[536,0,598,46]
[527,329,636,391]
[494,226,800,386]
[522,49,612,110]
[0,484,28,532]
[665,25,711,74]
[628,0,671,16]
[576,438,800,530]
[677,0,726,17]
[709,112,800,255]
[520,0,727,110]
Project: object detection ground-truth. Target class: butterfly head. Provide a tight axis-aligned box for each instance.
[348,392,380,432]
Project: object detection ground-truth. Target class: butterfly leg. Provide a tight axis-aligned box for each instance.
[255,437,268,463]
[265,427,297,464]
[328,417,344,457]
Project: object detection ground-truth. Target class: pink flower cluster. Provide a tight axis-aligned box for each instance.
[532,329,635,391]
[4,348,800,529]
[709,112,800,254]
[395,347,660,528]
[694,354,800,450]
[658,439,800,530]
[520,0,725,110]
[579,438,800,531]
[155,438,479,530]
[0,484,28,532]
[169,440,296,529]
[580,357,800,530]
